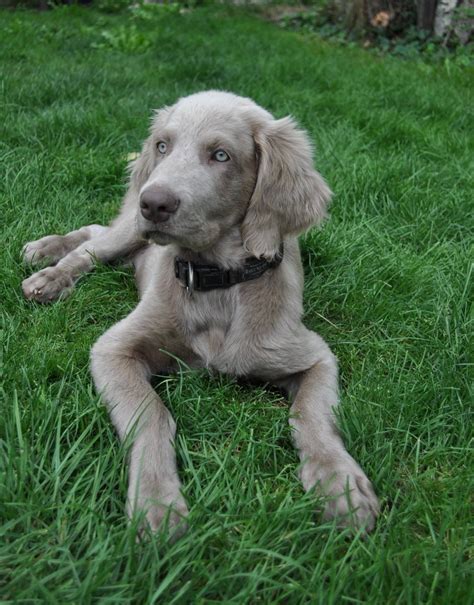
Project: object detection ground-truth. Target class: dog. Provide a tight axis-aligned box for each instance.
[22,91,379,536]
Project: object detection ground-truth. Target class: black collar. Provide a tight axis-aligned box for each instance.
[174,245,284,295]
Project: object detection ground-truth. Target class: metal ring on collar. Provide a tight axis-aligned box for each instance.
[186,261,194,296]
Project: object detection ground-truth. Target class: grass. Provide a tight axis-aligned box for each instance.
[1,4,473,603]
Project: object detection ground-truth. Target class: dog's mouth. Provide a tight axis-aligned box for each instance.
[144,229,176,245]
[137,214,177,245]
[138,214,220,252]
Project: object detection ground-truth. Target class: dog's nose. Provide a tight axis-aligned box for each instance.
[139,189,180,223]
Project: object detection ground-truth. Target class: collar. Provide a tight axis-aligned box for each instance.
[174,244,284,295]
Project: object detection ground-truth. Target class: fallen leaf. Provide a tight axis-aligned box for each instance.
[371,11,391,28]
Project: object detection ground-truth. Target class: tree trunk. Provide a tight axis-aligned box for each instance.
[417,0,439,31]
[434,0,458,36]
[333,0,445,35]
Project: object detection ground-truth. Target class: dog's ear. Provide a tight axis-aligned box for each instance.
[241,116,332,259]
[129,137,154,192]
[129,107,171,192]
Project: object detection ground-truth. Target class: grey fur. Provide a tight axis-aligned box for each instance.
[22,91,379,536]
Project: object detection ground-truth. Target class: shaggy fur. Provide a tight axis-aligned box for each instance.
[22,91,379,537]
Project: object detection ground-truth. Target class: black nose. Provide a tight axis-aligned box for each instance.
[139,189,180,223]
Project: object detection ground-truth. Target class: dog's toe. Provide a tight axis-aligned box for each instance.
[22,267,74,303]
[22,235,68,266]
[301,453,380,533]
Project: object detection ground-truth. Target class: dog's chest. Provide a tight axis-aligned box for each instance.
[181,288,246,373]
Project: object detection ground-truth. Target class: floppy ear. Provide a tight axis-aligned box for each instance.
[128,106,171,193]
[129,136,154,193]
[241,116,332,259]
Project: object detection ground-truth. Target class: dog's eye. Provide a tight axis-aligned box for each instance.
[157,141,167,154]
[212,149,230,162]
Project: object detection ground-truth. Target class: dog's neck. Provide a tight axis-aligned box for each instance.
[171,227,284,295]
[171,227,248,270]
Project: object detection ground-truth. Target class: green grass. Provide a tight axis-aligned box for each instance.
[1,4,473,603]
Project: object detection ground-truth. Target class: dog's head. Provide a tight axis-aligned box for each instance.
[133,91,331,257]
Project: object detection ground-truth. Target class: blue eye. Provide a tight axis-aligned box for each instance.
[212,149,230,162]
[157,141,167,154]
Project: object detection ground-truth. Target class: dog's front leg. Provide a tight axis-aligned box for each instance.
[283,335,380,532]
[90,305,189,539]
[22,224,110,267]
[22,202,145,303]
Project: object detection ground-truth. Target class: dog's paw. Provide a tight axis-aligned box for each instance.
[23,235,70,266]
[300,453,380,532]
[22,267,74,303]
[140,500,189,542]
[127,484,189,542]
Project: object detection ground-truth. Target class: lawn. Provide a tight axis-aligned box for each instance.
[1,4,473,603]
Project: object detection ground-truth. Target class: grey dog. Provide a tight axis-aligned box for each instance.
[22,91,379,536]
